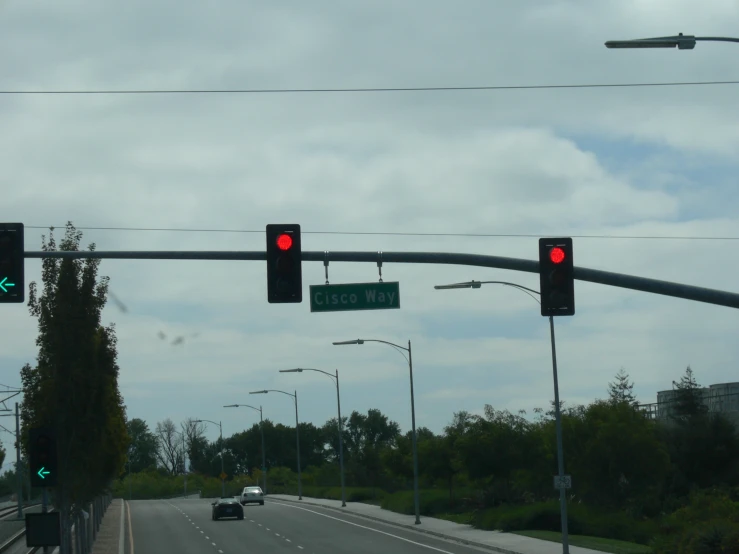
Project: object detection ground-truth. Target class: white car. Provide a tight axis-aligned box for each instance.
[240,486,265,506]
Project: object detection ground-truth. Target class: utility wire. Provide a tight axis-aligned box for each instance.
[2,80,739,95]
[24,225,739,241]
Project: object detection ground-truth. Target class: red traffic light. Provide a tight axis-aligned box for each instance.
[549,247,566,264]
[276,234,293,251]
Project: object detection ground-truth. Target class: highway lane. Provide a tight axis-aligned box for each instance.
[130,498,298,554]
[130,497,492,554]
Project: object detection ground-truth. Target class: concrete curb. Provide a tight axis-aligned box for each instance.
[268,496,523,554]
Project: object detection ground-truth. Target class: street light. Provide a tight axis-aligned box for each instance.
[250,389,302,500]
[605,32,739,50]
[333,338,421,525]
[434,279,571,554]
[279,368,347,507]
[194,419,225,497]
[223,404,268,493]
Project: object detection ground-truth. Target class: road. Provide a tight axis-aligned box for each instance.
[130,497,492,554]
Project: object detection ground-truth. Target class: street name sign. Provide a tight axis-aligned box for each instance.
[310,282,400,313]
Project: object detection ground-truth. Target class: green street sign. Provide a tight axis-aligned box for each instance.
[0,277,15,293]
[310,282,400,313]
[37,467,50,479]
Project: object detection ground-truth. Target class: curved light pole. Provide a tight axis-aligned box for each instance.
[194,419,225,497]
[223,404,267,493]
[435,279,570,554]
[605,32,739,50]
[332,338,421,525]
[279,368,347,507]
[250,389,302,500]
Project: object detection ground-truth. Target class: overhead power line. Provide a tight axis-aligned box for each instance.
[24,225,739,241]
[2,79,739,95]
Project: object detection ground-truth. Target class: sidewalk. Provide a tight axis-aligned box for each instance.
[90,498,124,554]
[50,498,125,554]
[268,494,604,554]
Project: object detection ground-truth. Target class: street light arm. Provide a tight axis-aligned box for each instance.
[361,339,408,352]
[281,368,337,383]
[605,33,739,50]
[252,389,296,400]
[194,418,219,427]
[435,280,542,305]
[695,36,739,43]
[224,404,262,413]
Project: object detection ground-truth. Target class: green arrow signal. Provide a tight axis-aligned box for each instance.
[0,277,15,293]
[37,467,50,479]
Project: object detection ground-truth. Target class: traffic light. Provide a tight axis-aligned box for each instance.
[0,223,24,304]
[539,237,575,317]
[266,224,302,303]
[29,428,58,488]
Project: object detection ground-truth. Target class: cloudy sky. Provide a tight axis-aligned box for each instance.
[1,1,738,460]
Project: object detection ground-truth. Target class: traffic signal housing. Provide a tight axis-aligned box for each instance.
[539,237,575,317]
[0,223,24,304]
[266,224,302,303]
[29,427,58,488]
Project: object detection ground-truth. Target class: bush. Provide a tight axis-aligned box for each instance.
[474,501,656,545]
[381,489,474,516]
[650,490,739,554]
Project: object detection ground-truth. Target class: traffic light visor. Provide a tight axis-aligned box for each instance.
[549,247,566,264]
[276,234,293,251]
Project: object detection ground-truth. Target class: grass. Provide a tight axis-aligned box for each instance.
[513,530,652,554]
[434,512,476,525]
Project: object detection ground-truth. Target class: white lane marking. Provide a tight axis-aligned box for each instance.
[266,528,271,531]
[211,542,216,546]
[200,530,204,534]
[297,547,304,550]
[258,523,262,527]
[219,551,224,553]
[286,538,291,542]
[250,519,254,523]
[205,536,209,539]
[275,533,280,537]
[273,502,458,554]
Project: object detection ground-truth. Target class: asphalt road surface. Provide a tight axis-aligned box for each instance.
[130,497,493,554]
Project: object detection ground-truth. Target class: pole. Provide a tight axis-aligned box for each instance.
[42,488,49,554]
[294,391,302,500]
[15,402,22,519]
[408,341,421,525]
[128,461,132,500]
[336,370,347,507]
[183,434,187,498]
[549,316,570,554]
[259,407,267,493]
[219,422,225,497]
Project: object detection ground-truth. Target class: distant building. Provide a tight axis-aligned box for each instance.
[639,382,739,427]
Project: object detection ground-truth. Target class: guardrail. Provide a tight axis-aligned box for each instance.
[0,492,113,554]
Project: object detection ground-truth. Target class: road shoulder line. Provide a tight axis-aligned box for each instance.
[268,497,521,554]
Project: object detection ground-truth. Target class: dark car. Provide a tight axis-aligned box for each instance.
[211,497,244,520]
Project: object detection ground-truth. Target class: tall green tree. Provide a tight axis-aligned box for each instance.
[126,418,158,474]
[608,368,638,407]
[19,223,129,554]
[672,366,708,420]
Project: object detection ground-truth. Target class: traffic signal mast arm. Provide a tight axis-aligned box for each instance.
[18,248,739,310]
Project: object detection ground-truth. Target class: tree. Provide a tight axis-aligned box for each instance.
[180,418,206,472]
[672,366,708,420]
[19,223,129,554]
[608,368,638,407]
[155,418,182,475]
[126,418,158,473]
